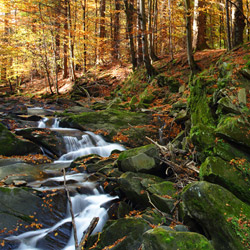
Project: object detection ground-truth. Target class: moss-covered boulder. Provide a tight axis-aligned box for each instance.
[60,109,151,141]
[0,123,41,156]
[117,144,160,174]
[85,217,151,250]
[216,97,240,116]
[118,172,176,212]
[216,116,250,149]
[189,78,215,127]
[182,181,250,250]
[200,156,250,204]
[141,227,214,250]
[15,128,67,158]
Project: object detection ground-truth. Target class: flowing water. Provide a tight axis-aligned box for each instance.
[6,115,125,249]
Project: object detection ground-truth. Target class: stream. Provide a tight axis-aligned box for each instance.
[5,113,125,250]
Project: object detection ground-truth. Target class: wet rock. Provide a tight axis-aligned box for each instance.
[182,181,250,250]
[141,227,214,250]
[15,127,67,158]
[0,123,41,156]
[200,156,250,204]
[216,116,250,149]
[85,217,151,250]
[117,144,160,174]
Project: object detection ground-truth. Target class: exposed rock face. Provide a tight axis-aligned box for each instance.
[182,181,250,250]
[0,123,41,156]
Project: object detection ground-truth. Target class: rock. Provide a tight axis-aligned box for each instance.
[60,109,151,141]
[117,144,160,174]
[118,172,177,212]
[174,109,189,123]
[141,227,214,250]
[0,123,41,156]
[216,116,250,149]
[189,77,215,127]
[156,75,180,93]
[182,181,250,250]
[240,68,250,80]
[27,107,54,116]
[216,97,240,115]
[15,128,67,158]
[200,156,250,204]
[85,217,151,250]
[65,106,93,114]
[238,88,247,105]
[129,96,139,111]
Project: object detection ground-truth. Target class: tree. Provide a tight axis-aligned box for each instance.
[184,0,198,73]
[138,0,157,76]
[232,0,245,47]
[193,0,209,51]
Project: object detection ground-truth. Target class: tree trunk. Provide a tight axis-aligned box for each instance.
[113,0,120,60]
[192,0,209,51]
[139,0,157,76]
[232,0,245,47]
[185,0,198,73]
[63,0,69,78]
[124,0,137,70]
[137,0,143,66]
[82,0,87,72]
[226,0,232,50]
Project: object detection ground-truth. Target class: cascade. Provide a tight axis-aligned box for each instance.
[6,115,124,250]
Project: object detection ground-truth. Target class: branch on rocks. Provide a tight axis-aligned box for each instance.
[77,217,99,250]
[63,168,79,249]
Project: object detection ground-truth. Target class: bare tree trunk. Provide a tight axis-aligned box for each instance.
[63,0,69,78]
[193,0,209,51]
[232,0,245,47]
[185,0,198,73]
[113,0,120,60]
[168,0,173,59]
[124,0,137,70]
[226,0,232,50]
[139,0,157,76]
[137,0,143,66]
[81,0,87,72]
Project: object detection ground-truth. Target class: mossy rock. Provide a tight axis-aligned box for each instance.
[216,116,250,149]
[0,123,41,156]
[141,227,214,250]
[190,124,215,159]
[85,217,151,250]
[117,144,160,174]
[213,139,250,162]
[60,109,151,140]
[156,75,180,92]
[118,172,164,208]
[15,128,67,158]
[182,181,250,250]
[189,77,215,127]
[200,156,250,204]
[216,97,240,116]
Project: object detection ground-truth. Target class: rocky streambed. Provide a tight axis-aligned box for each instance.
[1,82,250,250]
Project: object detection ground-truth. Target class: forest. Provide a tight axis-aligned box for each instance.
[1,0,250,250]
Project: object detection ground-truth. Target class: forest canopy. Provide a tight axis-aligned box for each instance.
[0,0,248,92]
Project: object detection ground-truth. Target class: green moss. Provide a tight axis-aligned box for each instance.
[141,227,214,250]
[188,77,215,127]
[182,181,250,250]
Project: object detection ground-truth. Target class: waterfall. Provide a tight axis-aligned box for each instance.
[5,116,125,249]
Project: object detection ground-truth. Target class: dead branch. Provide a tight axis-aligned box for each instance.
[63,168,79,249]
[77,217,99,250]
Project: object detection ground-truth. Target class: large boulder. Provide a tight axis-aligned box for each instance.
[85,217,151,250]
[117,144,160,174]
[15,128,67,158]
[182,181,250,250]
[200,156,250,204]
[216,116,250,150]
[0,123,41,156]
[141,227,214,250]
[118,172,176,212]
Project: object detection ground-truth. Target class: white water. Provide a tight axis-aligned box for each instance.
[6,115,124,249]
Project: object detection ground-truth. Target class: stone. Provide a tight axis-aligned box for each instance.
[117,144,160,174]
[182,181,250,250]
[141,227,214,250]
[0,123,41,156]
[238,88,247,105]
[200,156,250,204]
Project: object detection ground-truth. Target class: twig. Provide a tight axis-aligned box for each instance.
[63,168,79,249]
[146,191,182,225]
[77,217,99,250]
